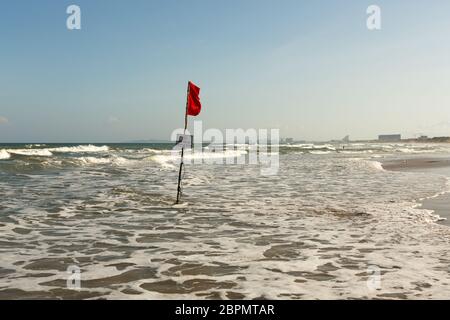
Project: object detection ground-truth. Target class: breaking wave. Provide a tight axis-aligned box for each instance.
[0,150,11,160]
[150,149,249,169]
[75,156,131,166]
[7,149,53,157]
[49,145,109,153]
[1,145,109,160]
[347,158,385,172]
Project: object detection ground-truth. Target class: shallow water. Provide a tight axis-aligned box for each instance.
[1,143,450,299]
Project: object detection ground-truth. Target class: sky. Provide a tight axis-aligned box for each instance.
[1,0,450,142]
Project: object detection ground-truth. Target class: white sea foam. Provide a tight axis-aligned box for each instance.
[2,145,108,158]
[77,157,111,165]
[76,156,131,166]
[282,143,314,148]
[141,148,166,154]
[367,160,384,171]
[282,144,336,150]
[347,158,385,172]
[0,150,11,160]
[7,149,53,157]
[25,144,46,148]
[398,148,414,153]
[50,145,109,153]
[150,155,176,169]
[150,149,249,168]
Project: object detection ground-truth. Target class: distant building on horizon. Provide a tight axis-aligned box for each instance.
[378,134,401,142]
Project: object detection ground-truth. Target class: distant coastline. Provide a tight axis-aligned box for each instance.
[401,137,450,143]
[329,136,450,144]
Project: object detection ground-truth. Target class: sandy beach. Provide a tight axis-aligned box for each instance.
[383,157,450,226]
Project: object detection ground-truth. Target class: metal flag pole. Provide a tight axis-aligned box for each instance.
[176,82,190,204]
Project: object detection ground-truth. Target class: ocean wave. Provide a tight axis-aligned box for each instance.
[141,148,168,154]
[149,150,248,169]
[75,156,131,166]
[7,149,53,157]
[1,145,109,159]
[310,150,332,155]
[281,144,336,150]
[347,158,385,172]
[278,143,450,155]
[0,150,11,160]
[49,145,109,153]
[76,157,111,165]
[185,149,248,160]
[368,160,384,171]
[150,155,176,169]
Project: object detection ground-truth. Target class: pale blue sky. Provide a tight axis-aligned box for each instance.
[1,0,450,142]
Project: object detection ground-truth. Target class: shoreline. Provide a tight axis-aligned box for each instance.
[382,158,450,171]
[382,157,450,226]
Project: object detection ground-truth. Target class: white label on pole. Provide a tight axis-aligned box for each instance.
[176,134,193,149]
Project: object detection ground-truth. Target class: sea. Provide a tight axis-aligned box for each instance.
[1,142,450,299]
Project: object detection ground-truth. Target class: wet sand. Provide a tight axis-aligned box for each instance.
[421,194,450,226]
[383,158,450,226]
[382,158,450,171]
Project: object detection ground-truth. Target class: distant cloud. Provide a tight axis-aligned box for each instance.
[0,116,8,125]
[107,116,120,124]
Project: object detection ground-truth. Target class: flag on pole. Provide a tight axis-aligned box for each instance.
[187,81,202,116]
[176,81,202,204]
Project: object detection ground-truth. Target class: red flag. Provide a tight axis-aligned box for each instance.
[187,81,201,116]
